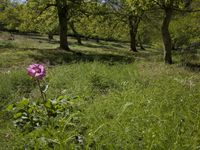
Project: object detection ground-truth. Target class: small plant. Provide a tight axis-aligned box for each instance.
[27,64,47,101]
[6,64,82,149]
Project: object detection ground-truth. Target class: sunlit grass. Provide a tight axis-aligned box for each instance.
[0,32,200,149]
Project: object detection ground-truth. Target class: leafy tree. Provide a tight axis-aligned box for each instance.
[104,0,151,52]
[137,20,153,50]
[21,0,84,50]
[170,12,200,50]
[0,0,22,30]
[151,0,199,64]
[19,3,58,40]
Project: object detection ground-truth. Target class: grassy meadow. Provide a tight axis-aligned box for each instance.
[0,31,200,149]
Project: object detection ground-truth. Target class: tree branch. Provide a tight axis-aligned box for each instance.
[35,3,56,19]
[152,0,164,9]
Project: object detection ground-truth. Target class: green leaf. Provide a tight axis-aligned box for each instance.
[57,96,64,101]
[6,104,14,111]
[28,108,33,113]
[16,99,29,108]
[14,112,22,119]
[45,101,51,108]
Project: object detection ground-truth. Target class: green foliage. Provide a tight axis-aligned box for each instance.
[19,0,84,34]
[170,12,200,49]
[19,2,58,34]
[6,96,82,149]
[76,13,128,41]
[137,21,155,45]
[0,0,22,30]
[152,0,185,8]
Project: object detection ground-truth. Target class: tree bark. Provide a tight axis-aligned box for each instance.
[95,36,100,43]
[128,15,140,52]
[139,42,145,50]
[57,5,70,50]
[70,22,82,45]
[161,8,173,64]
[138,35,145,50]
[48,32,54,42]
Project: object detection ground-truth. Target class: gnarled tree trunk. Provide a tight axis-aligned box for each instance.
[161,8,173,64]
[57,5,70,50]
[128,15,140,52]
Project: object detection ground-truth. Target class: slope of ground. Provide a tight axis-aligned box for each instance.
[0,32,200,149]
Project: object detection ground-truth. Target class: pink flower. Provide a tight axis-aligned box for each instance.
[27,64,46,80]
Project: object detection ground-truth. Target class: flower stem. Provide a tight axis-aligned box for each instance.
[36,79,46,102]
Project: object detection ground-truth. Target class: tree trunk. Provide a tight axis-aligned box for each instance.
[139,42,145,50]
[95,36,100,43]
[70,22,82,45]
[161,8,173,64]
[138,35,145,50]
[128,15,140,52]
[48,33,54,42]
[57,5,70,50]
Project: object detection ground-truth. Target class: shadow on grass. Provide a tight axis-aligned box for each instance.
[183,62,200,72]
[28,36,61,44]
[28,35,127,50]
[110,42,127,48]
[25,48,135,65]
[82,42,122,51]
[0,41,15,49]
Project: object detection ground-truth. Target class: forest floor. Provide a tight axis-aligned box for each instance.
[0,31,200,149]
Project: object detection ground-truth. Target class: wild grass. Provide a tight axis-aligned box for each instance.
[0,32,200,149]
